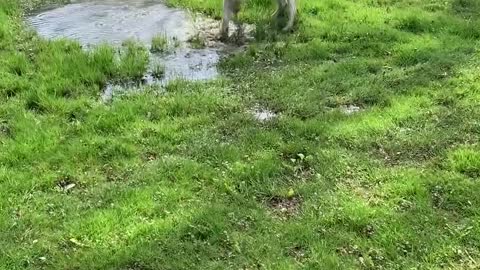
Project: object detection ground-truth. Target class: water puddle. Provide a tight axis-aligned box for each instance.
[27,0,253,101]
[340,105,362,115]
[250,106,277,122]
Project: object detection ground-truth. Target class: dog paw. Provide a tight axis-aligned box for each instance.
[218,33,229,42]
[281,26,294,33]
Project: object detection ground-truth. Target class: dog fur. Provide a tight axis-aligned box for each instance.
[220,0,296,40]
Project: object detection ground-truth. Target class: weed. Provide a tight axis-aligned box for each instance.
[150,34,169,53]
[188,33,206,49]
[118,39,149,80]
[151,62,166,79]
[171,36,181,48]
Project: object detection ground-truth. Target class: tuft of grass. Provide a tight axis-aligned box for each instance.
[187,33,206,49]
[448,146,480,178]
[151,62,166,79]
[150,34,169,53]
[171,36,181,48]
[118,39,149,80]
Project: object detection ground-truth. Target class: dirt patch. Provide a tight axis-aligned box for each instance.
[102,164,134,182]
[142,150,157,162]
[192,15,255,47]
[55,175,77,192]
[267,196,301,220]
[287,245,308,262]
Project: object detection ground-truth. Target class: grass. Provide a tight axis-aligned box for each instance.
[150,34,181,53]
[119,39,150,81]
[150,34,169,53]
[151,62,166,79]
[1,0,480,269]
[188,33,206,49]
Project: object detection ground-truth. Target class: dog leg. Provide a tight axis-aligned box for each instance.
[220,0,234,40]
[233,10,243,39]
[220,0,242,41]
[282,0,296,32]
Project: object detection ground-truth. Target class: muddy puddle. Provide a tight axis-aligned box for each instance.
[28,0,253,101]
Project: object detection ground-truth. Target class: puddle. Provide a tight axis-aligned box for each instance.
[340,105,362,115]
[27,0,253,101]
[28,0,197,45]
[250,107,277,122]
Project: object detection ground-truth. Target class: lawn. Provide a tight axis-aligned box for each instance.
[1,0,480,269]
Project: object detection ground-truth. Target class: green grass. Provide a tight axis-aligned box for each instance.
[150,34,182,53]
[188,33,206,49]
[1,0,480,269]
[151,62,166,79]
[118,39,149,80]
[150,34,169,53]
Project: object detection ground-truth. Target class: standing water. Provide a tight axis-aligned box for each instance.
[27,0,251,100]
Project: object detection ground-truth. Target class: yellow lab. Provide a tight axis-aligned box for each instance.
[220,0,296,40]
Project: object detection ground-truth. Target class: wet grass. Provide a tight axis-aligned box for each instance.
[118,39,150,80]
[1,0,480,269]
[188,33,206,49]
[151,62,166,79]
[150,34,169,53]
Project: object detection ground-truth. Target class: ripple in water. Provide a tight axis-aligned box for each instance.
[29,0,195,44]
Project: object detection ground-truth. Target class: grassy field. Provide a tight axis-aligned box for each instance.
[1,0,480,269]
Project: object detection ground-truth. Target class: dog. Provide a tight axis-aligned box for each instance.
[220,0,296,40]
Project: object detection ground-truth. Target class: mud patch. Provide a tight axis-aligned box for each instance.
[287,245,308,262]
[267,196,301,220]
[193,15,255,47]
[55,175,77,192]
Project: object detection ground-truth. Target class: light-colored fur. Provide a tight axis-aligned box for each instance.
[220,0,296,40]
